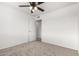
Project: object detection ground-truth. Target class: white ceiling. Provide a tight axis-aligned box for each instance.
[0,2,78,17]
[31,2,78,16]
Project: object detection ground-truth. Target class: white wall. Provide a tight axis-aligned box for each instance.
[28,15,36,41]
[0,3,36,49]
[41,3,79,50]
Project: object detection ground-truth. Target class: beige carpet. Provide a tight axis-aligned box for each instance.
[0,41,78,56]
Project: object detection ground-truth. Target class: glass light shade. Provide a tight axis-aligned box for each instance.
[32,9,35,12]
[34,7,38,10]
[29,6,32,10]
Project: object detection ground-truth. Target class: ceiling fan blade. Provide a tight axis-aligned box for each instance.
[31,10,33,13]
[37,7,44,12]
[19,5,30,7]
[38,2,44,5]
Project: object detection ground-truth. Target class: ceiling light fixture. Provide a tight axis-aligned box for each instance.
[19,2,45,13]
[32,9,35,12]
[34,7,38,10]
[29,6,32,10]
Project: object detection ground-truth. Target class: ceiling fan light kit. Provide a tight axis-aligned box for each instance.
[34,7,38,10]
[29,6,32,10]
[19,2,45,13]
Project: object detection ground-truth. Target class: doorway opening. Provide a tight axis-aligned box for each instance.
[35,20,42,41]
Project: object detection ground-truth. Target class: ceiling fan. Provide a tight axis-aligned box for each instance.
[19,2,45,13]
